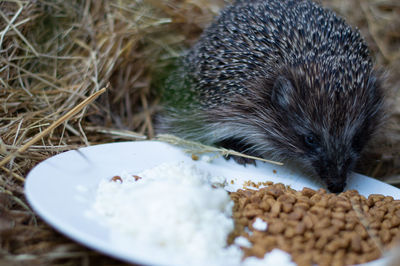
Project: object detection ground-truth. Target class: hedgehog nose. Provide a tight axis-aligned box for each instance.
[317,163,348,193]
[327,182,346,193]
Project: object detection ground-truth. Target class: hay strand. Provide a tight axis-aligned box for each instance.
[156,134,284,166]
[0,87,107,169]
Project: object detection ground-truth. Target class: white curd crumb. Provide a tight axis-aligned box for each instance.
[243,249,296,266]
[208,175,227,188]
[252,217,268,231]
[201,155,211,162]
[234,236,252,248]
[92,162,241,265]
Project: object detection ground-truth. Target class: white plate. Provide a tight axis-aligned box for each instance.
[25,141,400,265]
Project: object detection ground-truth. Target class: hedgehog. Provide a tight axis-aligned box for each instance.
[157,0,385,193]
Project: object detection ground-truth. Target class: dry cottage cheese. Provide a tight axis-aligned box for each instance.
[252,217,268,231]
[92,161,295,266]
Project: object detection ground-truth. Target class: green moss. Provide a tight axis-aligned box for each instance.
[152,57,199,110]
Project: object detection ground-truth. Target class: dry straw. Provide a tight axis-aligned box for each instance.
[156,134,284,165]
[0,0,399,265]
[0,87,107,169]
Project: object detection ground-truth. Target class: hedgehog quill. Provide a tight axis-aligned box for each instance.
[158,0,385,193]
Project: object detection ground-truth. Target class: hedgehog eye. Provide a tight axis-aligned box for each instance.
[304,134,318,149]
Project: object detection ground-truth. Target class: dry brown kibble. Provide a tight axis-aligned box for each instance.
[317,228,337,239]
[314,217,331,230]
[319,253,333,266]
[243,204,263,218]
[370,208,386,221]
[110,175,123,182]
[295,201,310,211]
[304,231,314,241]
[335,200,352,211]
[304,238,315,250]
[248,243,267,258]
[268,221,285,234]
[345,210,359,223]
[238,197,249,209]
[277,194,296,204]
[271,201,281,216]
[237,217,248,226]
[259,200,271,211]
[229,181,400,266]
[284,227,296,238]
[301,187,316,198]
[369,220,381,230]
[259,235,276,247]
[350,233,362,252]
[344,252,358,265]
[288,209,304,220]
[294,253,312,266]
[316,197,328,208]
[266,186,284,198]
[375,200,388,208]
[362,204,370,213]
[282,202,293,213]
[369,194,386,203]
[355,224,369,239]
[303,214,314,229]
[390,215,400,227]
[332,249,345,266]
[132,175,142,181]
[364,249,382,262]
[380,229,392,243]
[310,205,326,215]
[295,222,306,235]
[390,227,399,236]
[331,218,345,230]
[332,211,345,220]
[325,239,342,253]
[315,235,329,250]
[250,193,262,204]
[310,193,322,204]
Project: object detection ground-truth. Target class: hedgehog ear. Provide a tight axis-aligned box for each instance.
[271,76,295,110]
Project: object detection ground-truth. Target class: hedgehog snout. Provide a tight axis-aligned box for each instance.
[325,177,347,194]
[314,158,351,193]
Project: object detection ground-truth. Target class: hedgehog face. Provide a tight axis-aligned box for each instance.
[298,132,357,193]
[266,63,384,193]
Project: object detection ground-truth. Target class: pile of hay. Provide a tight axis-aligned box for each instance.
[0,0,398,265]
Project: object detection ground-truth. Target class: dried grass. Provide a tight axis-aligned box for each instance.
[0,0,399,265]
[156,134,284,165]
